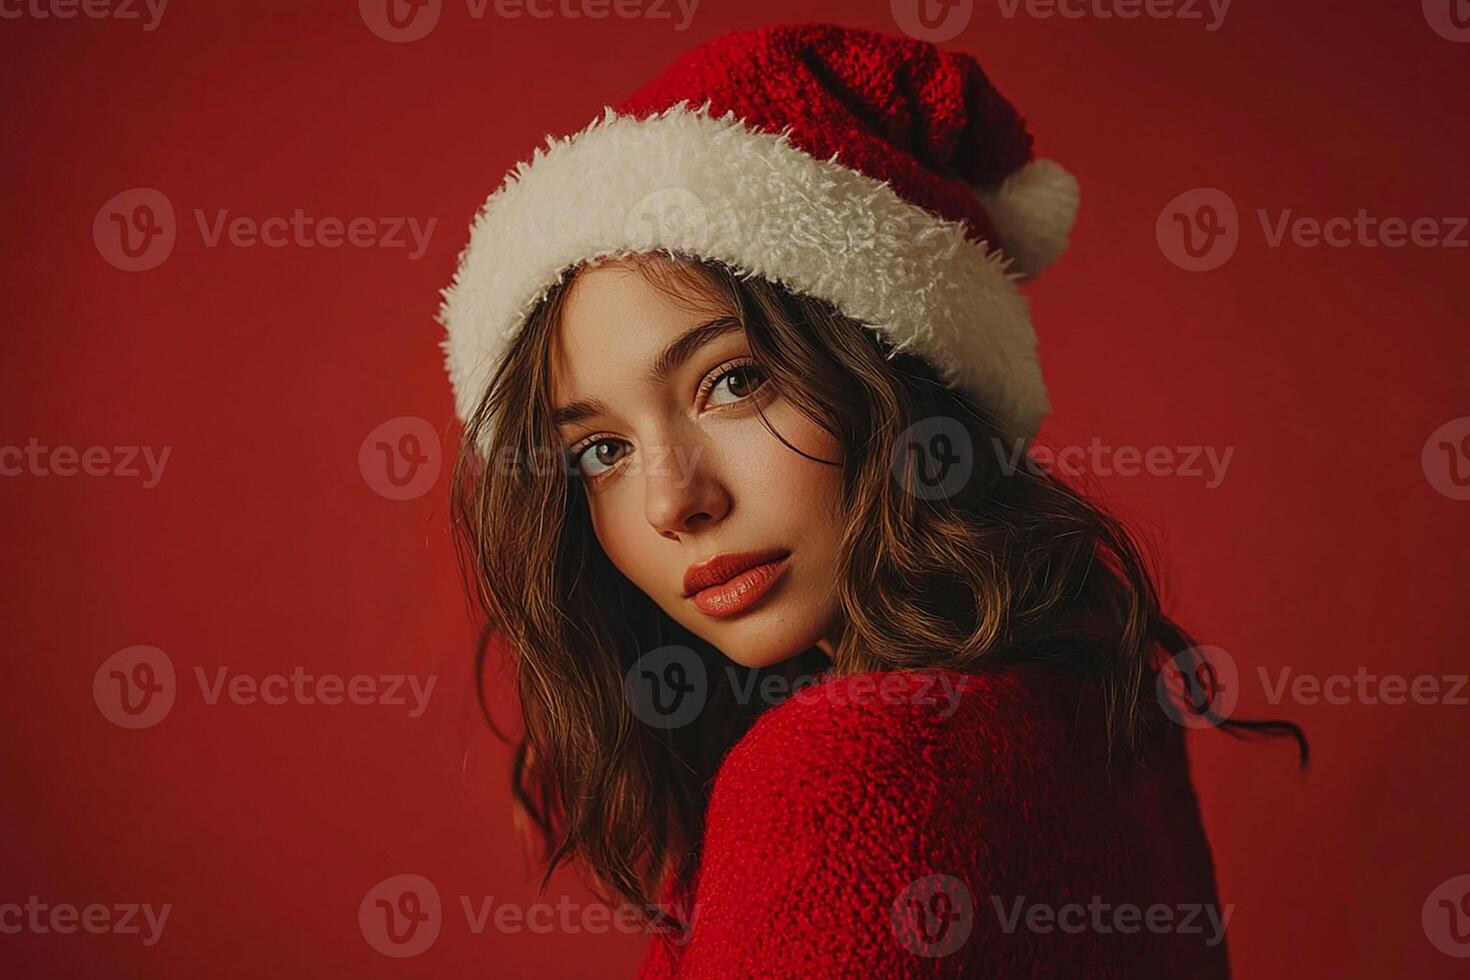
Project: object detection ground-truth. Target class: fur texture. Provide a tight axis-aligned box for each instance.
[437,103,1056,442]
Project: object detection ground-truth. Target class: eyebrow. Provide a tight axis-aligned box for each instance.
[552,316,743,428]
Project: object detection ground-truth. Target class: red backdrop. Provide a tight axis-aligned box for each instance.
[2,0,1467,976]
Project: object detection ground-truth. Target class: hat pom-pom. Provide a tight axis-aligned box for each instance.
[975,158,1080,279]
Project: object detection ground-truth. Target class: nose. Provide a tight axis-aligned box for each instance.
[644,439,730,540]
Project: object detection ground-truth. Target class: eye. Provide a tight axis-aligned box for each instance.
[571,438,629,479]
[705,361,767,408]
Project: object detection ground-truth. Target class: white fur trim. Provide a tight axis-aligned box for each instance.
[974,158,1080,279]
[439,102,1052,441]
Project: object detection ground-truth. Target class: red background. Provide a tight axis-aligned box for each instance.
[2,0,1467,976]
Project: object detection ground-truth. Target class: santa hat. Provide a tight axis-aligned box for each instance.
[439,23,1077,443]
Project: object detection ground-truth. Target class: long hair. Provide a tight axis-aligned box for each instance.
[449,252,1305,927]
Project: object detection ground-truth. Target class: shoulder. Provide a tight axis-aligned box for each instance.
[694,663,1122,894]
[656,666,1123,974]
[713,663,1101,804]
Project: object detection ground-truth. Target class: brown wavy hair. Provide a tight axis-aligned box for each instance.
[449,252,1305,929]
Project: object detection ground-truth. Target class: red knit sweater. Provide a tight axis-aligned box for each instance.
[634,665,1229,978]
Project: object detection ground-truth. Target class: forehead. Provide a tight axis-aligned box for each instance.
[550,261,729,396]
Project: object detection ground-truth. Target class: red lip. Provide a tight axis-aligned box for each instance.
[682,548,791,598]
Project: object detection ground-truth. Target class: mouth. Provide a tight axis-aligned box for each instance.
[682,548,792,619]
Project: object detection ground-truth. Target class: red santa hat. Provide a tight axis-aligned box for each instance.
[440,22,1078,442]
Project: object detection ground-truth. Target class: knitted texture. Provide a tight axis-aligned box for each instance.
[437,23,1079,447]
[634,665,1229,978]
[617,22,1037,255]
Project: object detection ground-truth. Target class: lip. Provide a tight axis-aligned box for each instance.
[682,548,792,619]
[685,552,793,620]
[683,548,791,596]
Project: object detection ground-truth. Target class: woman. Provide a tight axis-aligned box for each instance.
[440,23,1303,978]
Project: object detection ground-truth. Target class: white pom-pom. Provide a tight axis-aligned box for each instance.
[975,158,1080,279]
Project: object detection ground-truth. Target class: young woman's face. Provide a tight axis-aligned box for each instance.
[550,260,846,668]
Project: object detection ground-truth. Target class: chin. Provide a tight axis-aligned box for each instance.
[715,641,805,670]
[695,613,834,671]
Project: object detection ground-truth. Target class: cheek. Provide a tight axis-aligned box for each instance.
[586,493,646,575]
[583,401,844,581]
[718,402,845,522]
[751,400,844,488]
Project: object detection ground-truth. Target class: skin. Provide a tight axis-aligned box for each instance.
[550,259,846,668]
